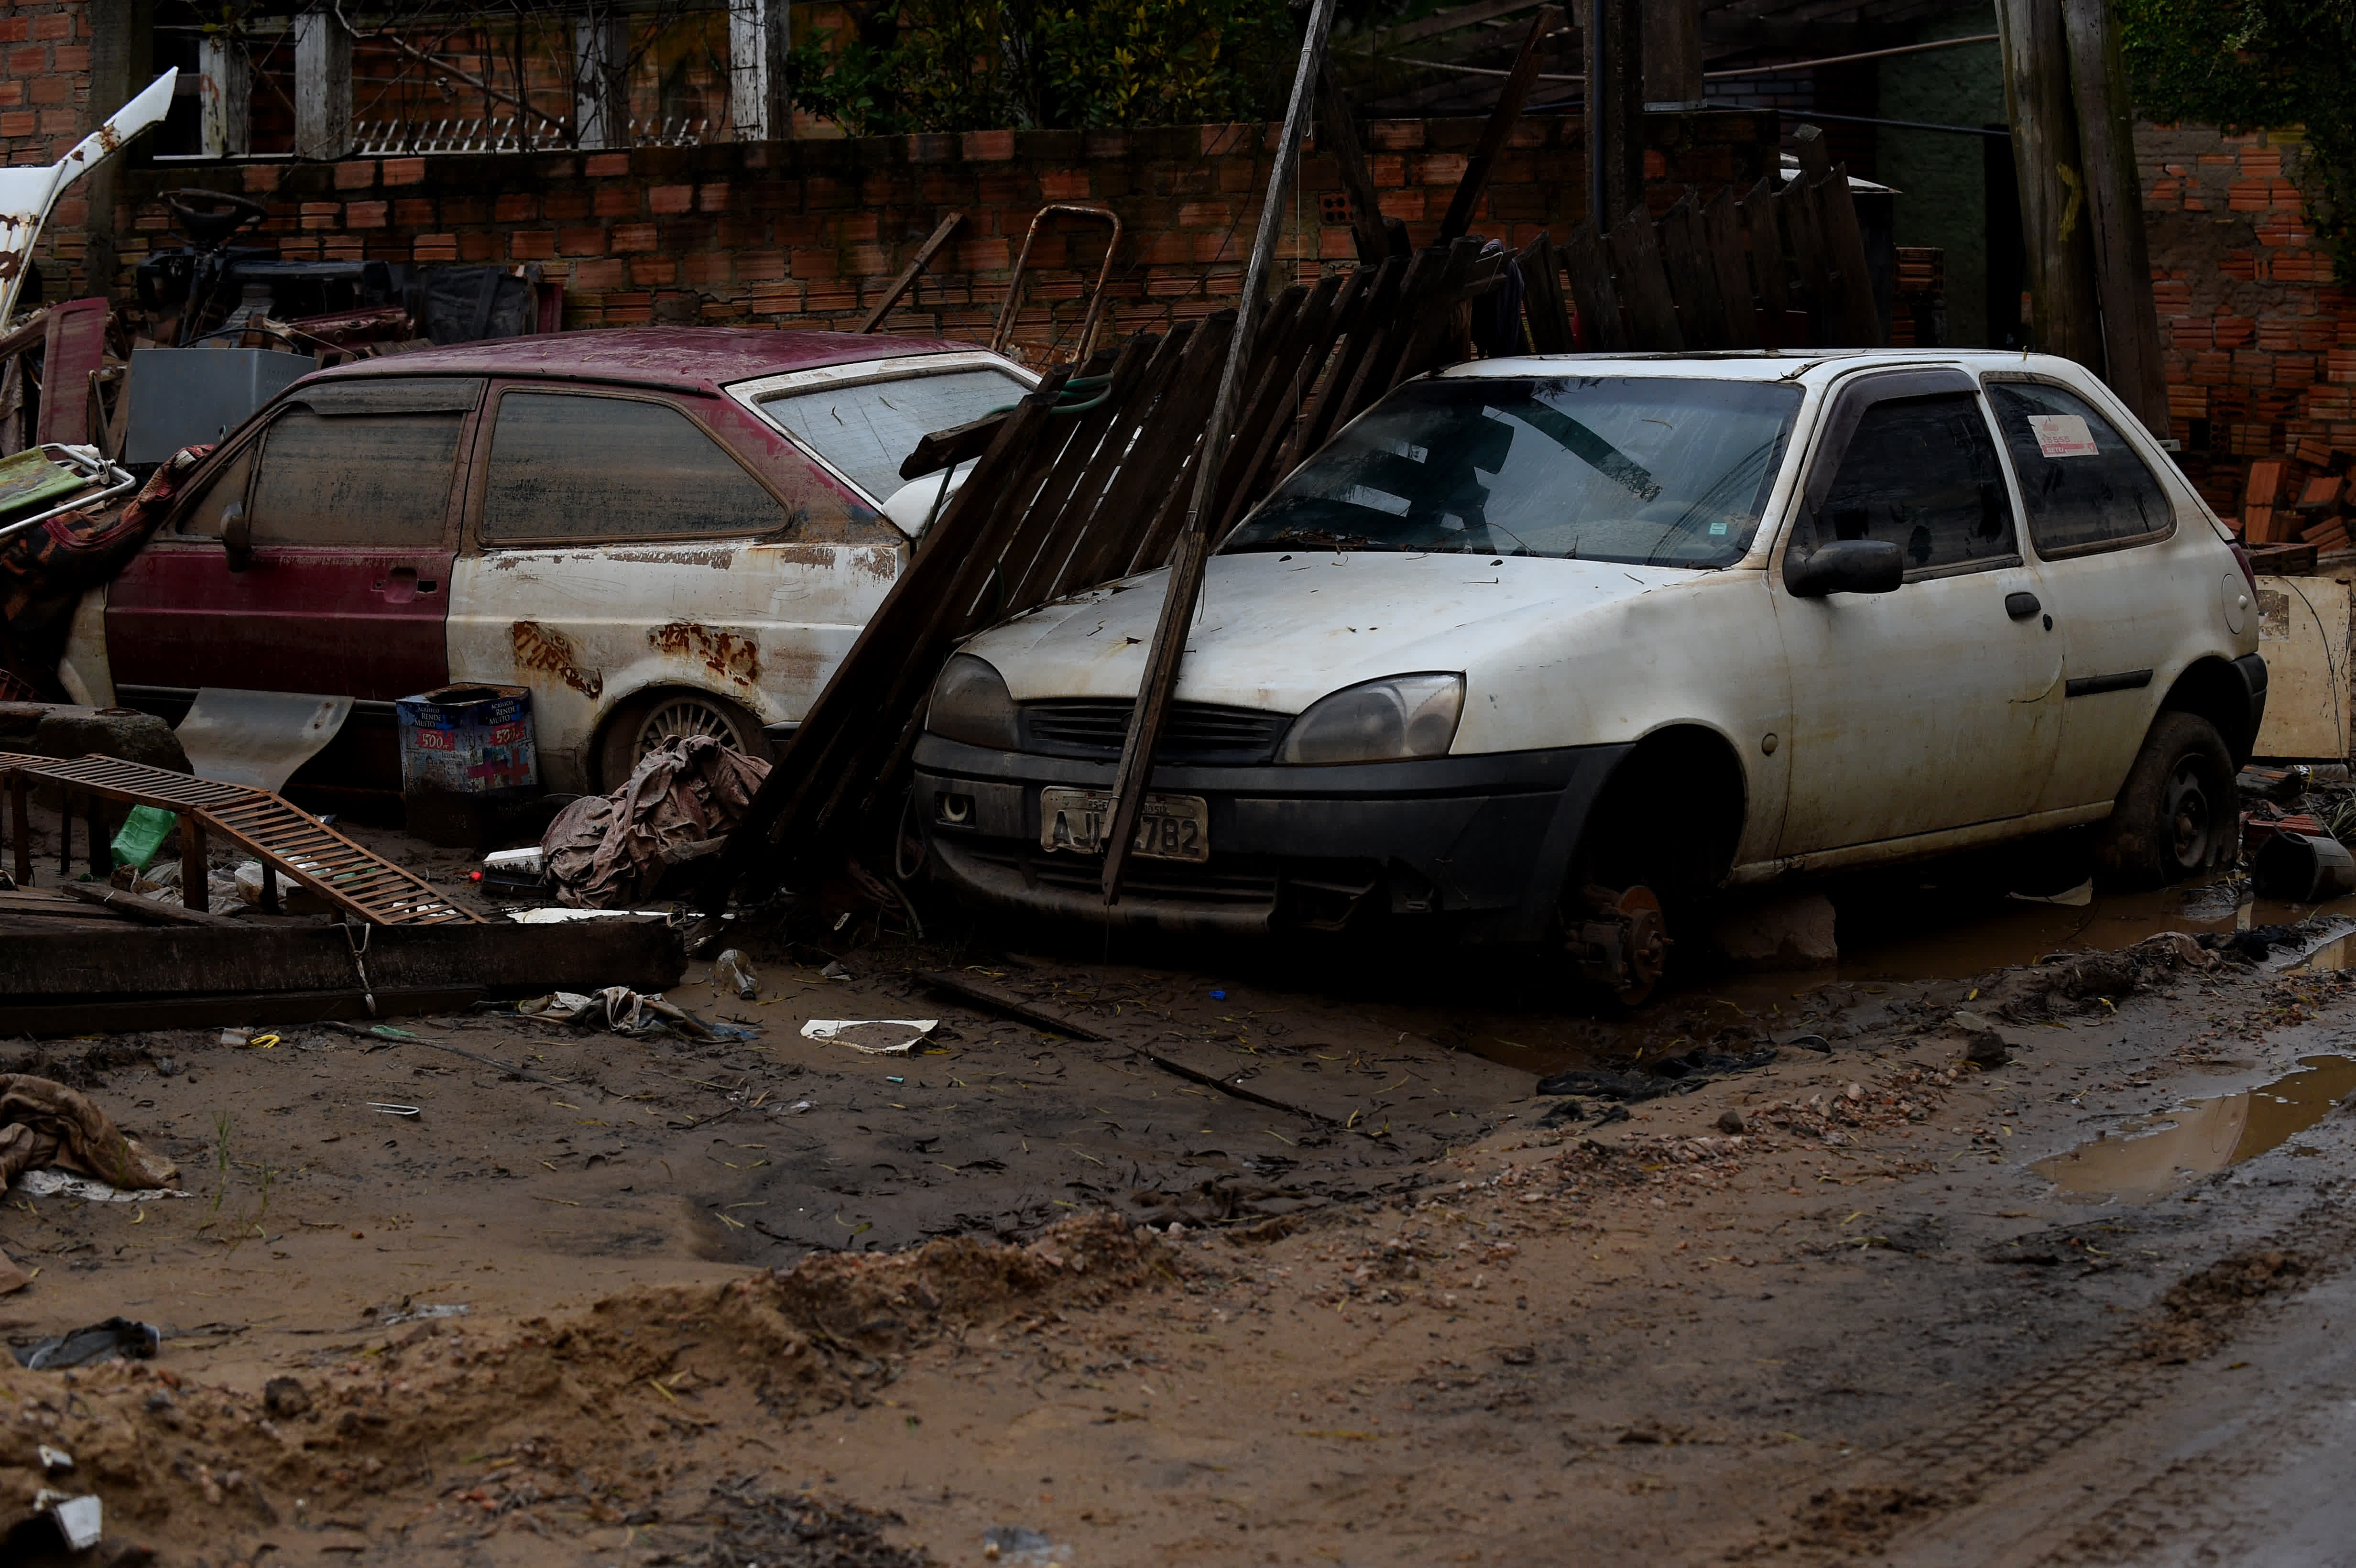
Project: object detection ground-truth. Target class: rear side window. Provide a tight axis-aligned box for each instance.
[1809,393,2015,576]
[1986,381,2173,555]
[245,411,463,547]
[757,367,1029,500]
[480,392,782,544]
[171,444,256,538]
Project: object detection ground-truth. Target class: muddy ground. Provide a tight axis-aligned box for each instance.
[6,810,2356,1566]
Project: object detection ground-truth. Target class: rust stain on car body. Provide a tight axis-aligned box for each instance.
[604,547,737,570]
[512,620,605,698]
[649,621,761,687]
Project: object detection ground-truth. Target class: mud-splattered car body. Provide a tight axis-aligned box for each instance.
[68,328,1033,791]
[915,350,2266,943]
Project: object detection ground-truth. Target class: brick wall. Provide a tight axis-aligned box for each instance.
[0,0,99,255]
[83,110,1772,356]
[2140,122,2349,516]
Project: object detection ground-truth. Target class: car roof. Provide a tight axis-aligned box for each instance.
[1434,348,2094,387]
[297,326,989,396]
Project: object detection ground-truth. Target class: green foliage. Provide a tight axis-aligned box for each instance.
[2119,0,2356,266]
[787,0,1292,136]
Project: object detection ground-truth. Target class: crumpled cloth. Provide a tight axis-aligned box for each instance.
[0,444,211,695]
[519,986,705,1036]
[0,1076,176,1294]
[541,734,769,909]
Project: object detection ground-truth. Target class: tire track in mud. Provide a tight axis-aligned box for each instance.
[1731,1188,2356,1562]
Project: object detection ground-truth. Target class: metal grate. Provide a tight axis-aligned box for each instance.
[0,751,480,926]
[1020,700,1288,764]
[351,116,715,156]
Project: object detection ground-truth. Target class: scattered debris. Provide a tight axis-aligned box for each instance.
[801,1019,938,1056]
[713,947,759,1000]
[543,734,769,909]
[518,986,726,1040]
[12,1317,159,1371]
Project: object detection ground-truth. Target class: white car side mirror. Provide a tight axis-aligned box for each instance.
[879,457,979,540]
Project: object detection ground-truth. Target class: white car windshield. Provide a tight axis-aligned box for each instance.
[1226,375,1804,568]
[757,366,1027,501]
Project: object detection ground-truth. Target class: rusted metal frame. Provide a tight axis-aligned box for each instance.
[1316,55,1397,264]
[1702,187,1761,349]
[1814,165,1885,346]
[716,386,1070,884]
[1437,5,1564,244]
[1204,282,1322,534]
[1213,272,1353,537]
[1056,325,1203,594]
[859,212,966,333]
[1290,260,1397,460]
[1100,0,1336,906]
[992,205,1124,366]
[1656,191,1729,349]
[1120,313,1242,577]
[1558,221,1628,351]
[1606,208,1684,351]
[1011,333,1166,606]
[1741,177,1791,318]
[1516,232,1572,354]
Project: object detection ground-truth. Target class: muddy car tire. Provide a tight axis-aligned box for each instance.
[597,688,767,791]
[2091,710,2236,891]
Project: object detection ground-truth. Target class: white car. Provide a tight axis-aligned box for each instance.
[910,350,2266,999]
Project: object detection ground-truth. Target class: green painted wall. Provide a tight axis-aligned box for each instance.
[1876,6,2005,347]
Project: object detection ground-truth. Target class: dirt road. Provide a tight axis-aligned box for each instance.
[5,855,2356,1566]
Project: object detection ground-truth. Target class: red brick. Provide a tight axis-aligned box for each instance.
[962,130,1015,161]
[630,256,676,285]
[648,183,694,215]
[593,186,637,218]
[27,76,66,106]
[412,233,459,261]
[393,198,436,227]
[382,157,426,186]
[611,221,656,252]
[495,192,538,223]
[345,201,388,229]
[30,13,68,40]
[585,152,631,178]
[333,160,378,190]
[571,257,627,290]
[558,226,606,256]
[50,44,85,71]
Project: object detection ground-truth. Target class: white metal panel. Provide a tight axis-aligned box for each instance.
[446,539,901,792]
[2252,576,2352,761]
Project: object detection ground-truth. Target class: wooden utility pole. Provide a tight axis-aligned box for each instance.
[1642,0,1702,107]
[1587,0,1644,227]
[1995,0,2105,377]
[2062,0,2169,436]
[1099,0,1337,906]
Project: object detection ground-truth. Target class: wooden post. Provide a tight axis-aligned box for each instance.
[293,6,352,161]
[1641,0,1702,106]
[86,797,105,879]
[1586,0,1645,228]
[728,0,790,142]
[1316,55,1397,264]
[57,791,71,879]
[181,820,208,915]
[2062,0,2169,437]
[859,213,965,332]
[574,6,630,150]
[261,860,280,915]
[1438,6,1563,244]
[1100,0,1337,906]
[198,36,251,159]
[1996,0,2103,372]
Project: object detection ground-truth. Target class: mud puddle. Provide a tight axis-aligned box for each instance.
[2033,1054,2356,1202]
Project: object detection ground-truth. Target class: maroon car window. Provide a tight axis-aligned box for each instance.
[245,410,465,547]
[171,443,257,538]
[480,392,783,544]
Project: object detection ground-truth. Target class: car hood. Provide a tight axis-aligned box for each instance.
[963,550,1706,711]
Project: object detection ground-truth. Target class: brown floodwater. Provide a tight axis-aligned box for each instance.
[2033,1055,2356,1202]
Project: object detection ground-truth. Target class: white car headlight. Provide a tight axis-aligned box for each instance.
[1277,673,1464,765]
[927,653,1019,749]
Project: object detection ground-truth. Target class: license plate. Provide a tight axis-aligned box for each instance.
[1039,786,1209,862]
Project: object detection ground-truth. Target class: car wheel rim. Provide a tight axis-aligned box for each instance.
[2163,759,2213,870]
[637,696,742,761]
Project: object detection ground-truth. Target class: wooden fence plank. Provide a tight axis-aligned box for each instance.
[1606,207,1683,350]
[1559,221,1627,350]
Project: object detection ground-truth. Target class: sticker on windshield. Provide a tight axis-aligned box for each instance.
[1341,484,1412,516]
[2028,413,2098,458]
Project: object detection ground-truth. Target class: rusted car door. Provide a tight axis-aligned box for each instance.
[107,378,479,703]
[445,382,902,792]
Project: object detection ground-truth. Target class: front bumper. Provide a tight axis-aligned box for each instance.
[912,734,1630,940]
